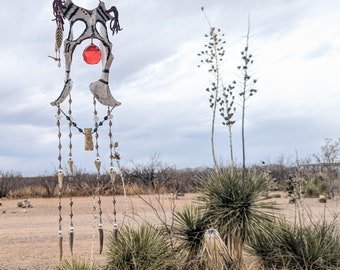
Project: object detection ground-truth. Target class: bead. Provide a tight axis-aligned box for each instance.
[83,44,102,65]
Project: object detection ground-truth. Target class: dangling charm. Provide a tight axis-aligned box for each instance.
[109,166,116,184]
[99,221,104,254]
[58,169,64,189]
[83,41,102,65]
[69,224,74,255]
[67,157,74,175]
[94,157,101,173]
[84,128,94,151]
[49,0,64,67]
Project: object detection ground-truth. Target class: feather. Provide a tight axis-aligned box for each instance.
[55,24,63,53]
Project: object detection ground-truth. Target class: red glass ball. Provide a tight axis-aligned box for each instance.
[83,44,102,65]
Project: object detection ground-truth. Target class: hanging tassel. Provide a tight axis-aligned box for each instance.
[99,225,104,254]
[69,225,74,256]
[59,234,63,261]
[113,223,118,243]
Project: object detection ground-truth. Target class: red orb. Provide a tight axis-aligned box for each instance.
[83,44,102,65]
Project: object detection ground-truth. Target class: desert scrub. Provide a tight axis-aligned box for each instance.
[106,224,176,270]
[248,218,340,269]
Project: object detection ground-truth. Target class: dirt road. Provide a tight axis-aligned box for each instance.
[0,193,339,270]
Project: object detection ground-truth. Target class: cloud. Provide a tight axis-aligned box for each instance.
[1,0,340,175]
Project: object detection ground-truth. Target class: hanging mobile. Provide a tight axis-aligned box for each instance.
[50,0,122,261]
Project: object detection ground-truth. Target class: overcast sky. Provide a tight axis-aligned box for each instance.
[0,0,339,176]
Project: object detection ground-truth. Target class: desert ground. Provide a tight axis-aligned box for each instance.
[1,192,339,270]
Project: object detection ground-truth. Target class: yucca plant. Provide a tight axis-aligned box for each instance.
[172,205,208,269]
[106,224,176,270]
[197,169,277,264]
[249,218,340,269]
[55,258,98,270]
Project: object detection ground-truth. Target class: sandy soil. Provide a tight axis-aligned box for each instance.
[0,192,339,270]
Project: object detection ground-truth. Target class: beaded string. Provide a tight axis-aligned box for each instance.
[108,107,118,241]
[58,107,113,135]
[67,94,75,255]
[56,106,64,261]
[93,97,104,254]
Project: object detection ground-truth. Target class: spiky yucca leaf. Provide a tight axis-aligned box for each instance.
[198,170,277,242]
[172,205,208,265]
[106,224,176,270]
[55,258,98,270]
[197,169,278,265]
[249,218,340,270]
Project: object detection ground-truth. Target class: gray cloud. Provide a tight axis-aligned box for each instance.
[0,0,339,175]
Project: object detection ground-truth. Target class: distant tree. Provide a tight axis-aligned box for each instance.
[313,138,340,197]
[314,138,340,166]
[0,171,22,198]
[198,7,226,173]
[127,154,176,192]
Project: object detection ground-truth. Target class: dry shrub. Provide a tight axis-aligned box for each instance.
[10,185,49,198]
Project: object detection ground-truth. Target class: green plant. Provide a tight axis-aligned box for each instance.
[17,201,23,208]
[197,169,276,264]
[106,224,176,270]
[55,258,98,270]
[304,174,329,197]
[172,205,208,267]
[249,218,340,269]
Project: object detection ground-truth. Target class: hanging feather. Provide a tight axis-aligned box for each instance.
[59,234,63,261]
[55,24,63,55]
[99,227,104,254]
